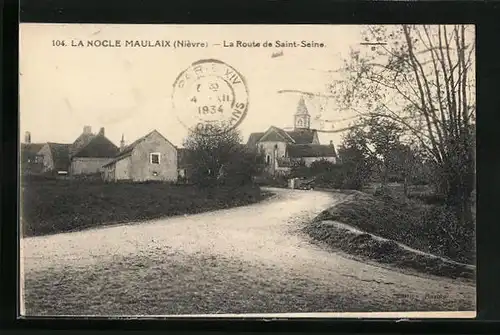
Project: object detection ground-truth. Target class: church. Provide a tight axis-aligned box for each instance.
[246,96,337,176]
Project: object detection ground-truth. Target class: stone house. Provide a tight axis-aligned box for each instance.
[36,126,118,176]
[246,96,337,176]
[102,130,178,183]
[20,131,44,175]
[69,127,119,175]
[37,142,71,175]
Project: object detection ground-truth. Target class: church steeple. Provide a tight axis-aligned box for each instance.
[294,96,311,130]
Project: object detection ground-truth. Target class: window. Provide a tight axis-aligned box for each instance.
[150,153,161,164]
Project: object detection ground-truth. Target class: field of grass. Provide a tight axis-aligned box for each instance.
[21,176,269,237]
[303,189,475,280]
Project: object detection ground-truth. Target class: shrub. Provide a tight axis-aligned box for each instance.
[313,190,474,265]
[420,205,475,264]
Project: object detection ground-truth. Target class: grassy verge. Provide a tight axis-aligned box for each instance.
[303,190,475,280]
[21,177,271,237]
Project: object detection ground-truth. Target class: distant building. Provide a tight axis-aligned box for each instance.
[20,131,44,175]
[69,127,119,175]
[37,126,118,176]
[102,130,178,182]
[247,96,337,176]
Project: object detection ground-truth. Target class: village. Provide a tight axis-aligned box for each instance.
[20,96,338,188]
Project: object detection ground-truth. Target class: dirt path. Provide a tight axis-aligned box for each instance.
[21,188,476,315]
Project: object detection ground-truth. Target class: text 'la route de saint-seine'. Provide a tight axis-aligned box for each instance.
[51,39,326,48]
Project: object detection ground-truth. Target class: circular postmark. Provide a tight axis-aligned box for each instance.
[172,59,249,135]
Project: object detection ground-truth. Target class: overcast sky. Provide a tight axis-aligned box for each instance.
[20,24,368,147]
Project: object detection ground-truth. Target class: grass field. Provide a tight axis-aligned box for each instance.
[21,176,269,237]
[304,189,475,280]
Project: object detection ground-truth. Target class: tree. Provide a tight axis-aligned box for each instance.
[385,142,429,196]
[334,25,475,227]
[182,126,263,187]
[289,159,308,178]
[363,115,404,189]
[337,128,376,190]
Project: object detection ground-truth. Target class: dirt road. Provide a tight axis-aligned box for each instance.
[21,188,475,316]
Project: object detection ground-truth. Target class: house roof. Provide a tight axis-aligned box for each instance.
[287,144,337,158]
[20,143,44,162]
[47,143,71,171]
[70,133,96,157]
[103,130,175,167]
[72,134,119,158]
[246,132,265,147]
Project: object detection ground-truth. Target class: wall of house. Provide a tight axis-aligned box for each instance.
[71,157,113,175]
[102,165,115,182]
[130,132,178,182]
[258,141,288,175]
[37,144,54,172]
[302,156,337,166]
[115,156,132,180]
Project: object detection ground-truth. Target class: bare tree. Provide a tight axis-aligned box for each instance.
[334,24,476,227]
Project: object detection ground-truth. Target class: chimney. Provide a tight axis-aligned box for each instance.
[98,127,105,136]
[120,134,125,151]
[24,131,31,144]
[83,125,92,134]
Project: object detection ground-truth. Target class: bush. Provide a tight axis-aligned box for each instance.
[312,190,474,265]
[420,205,475,264]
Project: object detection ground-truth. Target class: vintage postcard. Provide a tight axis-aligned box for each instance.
[19,24,476,318]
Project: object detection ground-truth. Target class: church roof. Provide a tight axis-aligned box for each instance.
[247,127,318,146]
[287,144,337,158]
[286,129,316,144]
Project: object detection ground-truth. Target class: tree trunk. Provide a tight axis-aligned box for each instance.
[380,161,388,191]
[403,176,409,197]
[445,167,474,228]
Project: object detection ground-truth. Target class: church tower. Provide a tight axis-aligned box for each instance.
[294,96,311,130]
